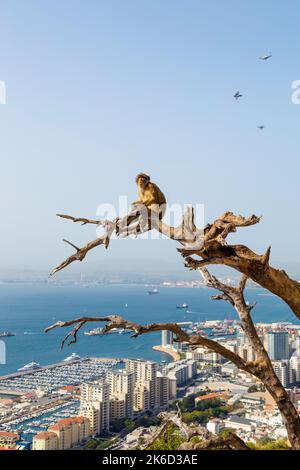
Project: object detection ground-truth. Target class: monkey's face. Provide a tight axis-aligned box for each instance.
[137,176,148,189]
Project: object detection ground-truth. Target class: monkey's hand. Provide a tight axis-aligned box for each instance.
[131,200,142,207]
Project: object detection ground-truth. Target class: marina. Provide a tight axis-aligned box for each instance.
[0,398,80,443]
[0,356,122,393]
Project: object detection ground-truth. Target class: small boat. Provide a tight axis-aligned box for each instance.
[84,327,103,336]
[148,288,159,295]
[18,361,41,371]
[176,303,188,309]
[0,331,16,337]
[118,328,131,335]
[63,353,81,362]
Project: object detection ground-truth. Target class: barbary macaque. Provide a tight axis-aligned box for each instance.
[117,173,166,234]
[132,173,166,215]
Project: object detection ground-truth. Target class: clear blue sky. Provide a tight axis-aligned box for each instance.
[0,0,299,274]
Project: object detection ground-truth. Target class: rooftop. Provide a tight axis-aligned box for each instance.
[0,432,19,438]
[196,392,222,401]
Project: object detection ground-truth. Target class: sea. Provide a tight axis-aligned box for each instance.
[0,282,298,376]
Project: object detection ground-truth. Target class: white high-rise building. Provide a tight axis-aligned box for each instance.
[80,381,110,435]
[133,382,150,412]
[289,355,300,384]
[109,369,134,418]
[110,394,126,420]
[156,372,170,406]
[238,344,256,362]
[272,360,290,387]
[162,330,173,348]
[295,336,300,356]
[125,359,158,409]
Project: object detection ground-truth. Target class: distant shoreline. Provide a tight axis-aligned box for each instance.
[152,345,180,361]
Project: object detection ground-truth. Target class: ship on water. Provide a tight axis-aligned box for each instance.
[176,303,188,309]
[84,327,131,336]
[148,288,159,295]
[18,361,41,371]
[0,332,16,337]
[63,353,81,362]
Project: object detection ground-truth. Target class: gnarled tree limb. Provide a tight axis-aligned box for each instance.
[50,206,204,276]
[45,315,248,371]
[198,268,300,450]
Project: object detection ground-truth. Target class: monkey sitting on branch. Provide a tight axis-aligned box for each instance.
[116,173,167,235]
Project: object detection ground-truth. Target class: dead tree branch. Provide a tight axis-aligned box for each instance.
[45,315,248,371]
[198,268,300,450]
[50,206,203,276]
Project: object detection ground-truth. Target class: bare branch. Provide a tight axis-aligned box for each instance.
[49,222,116,276]
[45,315,252,372]
[198,266,300,449]
[57,214,102,225]
[50,207,204,276]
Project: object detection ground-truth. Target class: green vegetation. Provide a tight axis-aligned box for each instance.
[182,398,229,425]
[84,437,118,450]
[84,439,99,450]
[247,384,266,393]
[147,424,185,450]
[248,438,290,450]
[110,414,160,433]
[147,425,290,451]
[170,390,208,412]
[110,417,135,433]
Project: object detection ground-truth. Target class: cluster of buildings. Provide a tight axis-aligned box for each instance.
[3,320,300,450]
[29,358,198,450]
[78,358,197,436]
[0,431,22,450]
[235,325,300,388]
[171,322,300,389]
[32,417,89,450]
[203,383,300,444]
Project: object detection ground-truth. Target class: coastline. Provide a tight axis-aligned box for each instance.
[152,345,180,361]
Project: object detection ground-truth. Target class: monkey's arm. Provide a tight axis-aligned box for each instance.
[143,186,159,207]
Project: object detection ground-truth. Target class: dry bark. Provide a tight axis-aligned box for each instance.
[198,269,300,449]
[50,209,300,322]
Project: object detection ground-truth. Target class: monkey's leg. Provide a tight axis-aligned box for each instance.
[115,211,142,236]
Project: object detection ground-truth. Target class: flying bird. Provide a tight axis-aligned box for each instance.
[258,125,265,130]
[259,53,272,61]
[234,91,243,100]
